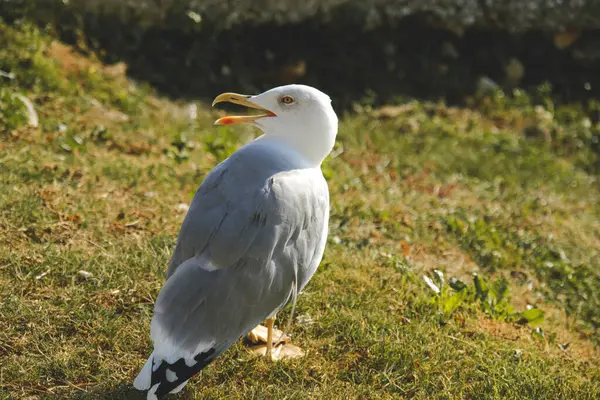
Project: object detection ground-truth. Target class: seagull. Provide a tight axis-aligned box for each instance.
[133,84,338,399]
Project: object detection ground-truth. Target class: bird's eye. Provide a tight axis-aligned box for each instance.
[280,95,295,105]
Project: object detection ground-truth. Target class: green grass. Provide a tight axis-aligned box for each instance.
[1,20,599,399]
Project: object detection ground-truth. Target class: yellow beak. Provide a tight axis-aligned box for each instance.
[212,92,276,126]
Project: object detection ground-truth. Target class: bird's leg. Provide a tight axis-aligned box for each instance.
[265,315,276,359]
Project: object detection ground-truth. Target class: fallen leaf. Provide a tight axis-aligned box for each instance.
[248,343,305,361]
[247,324,290,345]
[400,240,411,257]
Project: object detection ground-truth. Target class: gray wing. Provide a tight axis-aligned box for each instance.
[150,145,329,366]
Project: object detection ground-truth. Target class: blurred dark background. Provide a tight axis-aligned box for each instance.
[3,0,600,109]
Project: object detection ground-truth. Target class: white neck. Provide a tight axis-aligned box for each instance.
[272,129,335,167]
[257,107,338,167]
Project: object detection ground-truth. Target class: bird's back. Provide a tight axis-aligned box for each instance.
[169,137,328,274]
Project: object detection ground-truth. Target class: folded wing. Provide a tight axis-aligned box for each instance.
[134,145,329,398]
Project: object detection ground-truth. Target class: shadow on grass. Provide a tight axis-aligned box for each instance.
[75,382,194,400]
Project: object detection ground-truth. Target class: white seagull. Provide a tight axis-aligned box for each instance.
[133,84,338,399]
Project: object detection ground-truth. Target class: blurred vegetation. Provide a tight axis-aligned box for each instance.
[3,0,600,109]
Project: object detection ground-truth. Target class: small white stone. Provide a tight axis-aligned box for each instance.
[186,11,202,24]
[35,270,50,280]
[78,270,93,279]
[514,349,523,360]
[423,276,440,294]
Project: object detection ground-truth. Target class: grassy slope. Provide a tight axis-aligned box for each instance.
[1,21,599,399]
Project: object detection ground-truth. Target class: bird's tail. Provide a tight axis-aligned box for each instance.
[133,351,189,399]
[133,348,217,399]
[133,351,155,391]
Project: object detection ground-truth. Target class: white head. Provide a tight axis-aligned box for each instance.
[212,84,338,166]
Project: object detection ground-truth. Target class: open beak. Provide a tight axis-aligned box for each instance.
[212,93,276,126]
